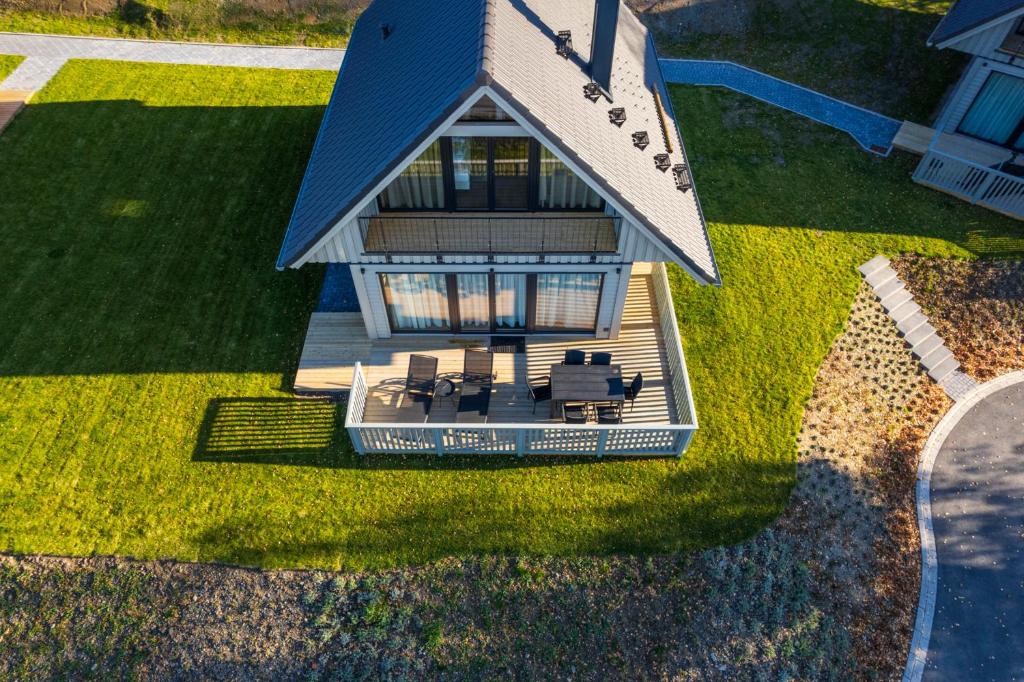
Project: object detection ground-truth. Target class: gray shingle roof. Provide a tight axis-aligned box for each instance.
[929,0,1024,45]
[278,0,720,285]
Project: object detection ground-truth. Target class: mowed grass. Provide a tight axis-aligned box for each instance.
[0,59,1019,570]
[0,54,24,81]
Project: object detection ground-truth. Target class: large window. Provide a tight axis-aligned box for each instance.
[958,71,1024,151]
[378,138,603,212]
[538,147,603,209]
[378,140,445,210]
[380,273,451,331]
[535,273,602,331]
[379,272,602,333]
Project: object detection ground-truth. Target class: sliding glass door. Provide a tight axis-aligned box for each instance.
[535,273,602,331]
[380,273,451,331]
[380,272,602,333]
[958,71,1024,150]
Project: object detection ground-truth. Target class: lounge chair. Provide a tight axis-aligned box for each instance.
[395,354,438,422]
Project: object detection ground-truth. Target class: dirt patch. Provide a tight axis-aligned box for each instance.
[894,255,1024,381]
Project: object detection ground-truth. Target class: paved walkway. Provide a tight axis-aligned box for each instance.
[923,381,1024,681]
[0,32,344,92]
[659,58,902,155]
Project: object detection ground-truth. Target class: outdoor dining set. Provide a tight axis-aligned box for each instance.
[395,347,643,425]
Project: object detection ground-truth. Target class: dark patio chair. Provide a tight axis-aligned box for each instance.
[623,372,643,411]
[527,375,552,414]
[596,402,622,424]
[562,401,590,424]
[563,349,586,365]
[405,354,438,397]
[457,349,494,423]
[590,352,613,366]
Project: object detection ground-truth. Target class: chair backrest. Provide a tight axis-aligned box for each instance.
[590,352,612,366]
[406,354,438,394]
[463,349,494,384]
[563,349,586,365]
[631,372,644,396]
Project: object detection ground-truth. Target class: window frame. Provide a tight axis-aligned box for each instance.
[377,139,606,213]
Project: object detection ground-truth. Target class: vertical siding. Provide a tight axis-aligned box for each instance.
[361,267,392,339]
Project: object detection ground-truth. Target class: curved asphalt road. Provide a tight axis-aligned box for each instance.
[924,382,1024,681]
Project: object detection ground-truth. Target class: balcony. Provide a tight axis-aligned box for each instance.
[360,212,619,258]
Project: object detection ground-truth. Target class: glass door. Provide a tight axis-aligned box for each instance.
[493,139,530,209]
[380,273,451,331]
[452,137,489,209]
[456,274,491,331]
[494,274,527,330]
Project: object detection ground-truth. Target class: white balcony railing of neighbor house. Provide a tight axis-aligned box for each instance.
[344,263,699,457]
[913,148,1024,220]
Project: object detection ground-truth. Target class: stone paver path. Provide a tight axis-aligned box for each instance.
[923,382,1024,681]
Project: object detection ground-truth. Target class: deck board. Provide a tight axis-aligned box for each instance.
[294,273,679,425]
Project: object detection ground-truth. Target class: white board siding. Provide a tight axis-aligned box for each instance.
[945,20,1014,58]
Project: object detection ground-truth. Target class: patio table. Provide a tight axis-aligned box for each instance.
[549,363,624,418]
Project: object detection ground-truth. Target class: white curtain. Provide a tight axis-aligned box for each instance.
[959,72,1024,148]
[495,274,527,329]
[536,273,601,330]
[382,273,450,330]
[457,274,490,330]
[379,141,445,209]
[537,147,603,209]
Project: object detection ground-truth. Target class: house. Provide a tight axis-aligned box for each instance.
[906,0,1024,218]
[278,0,718,456]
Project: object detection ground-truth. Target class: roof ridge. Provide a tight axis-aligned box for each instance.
[479,0,496,78]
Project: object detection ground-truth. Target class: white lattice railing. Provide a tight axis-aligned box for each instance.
[344,359,697,458]
[650,262,699,430]
[914,149,1024,219]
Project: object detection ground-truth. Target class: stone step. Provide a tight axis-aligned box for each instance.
[880,288,914,312]
[875,277,905,300]
[889,300,921,323]
[858,255,891,277]
[864,265,897,289]
[896,312,929,336]
[912,335,944,360]
[905,322,937,347]
[928,356,960,383]
[921,346,953,370]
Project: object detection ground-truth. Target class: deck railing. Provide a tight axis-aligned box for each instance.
[343,263,698,457]
[913,148,1024,220]
[359,214,621,257]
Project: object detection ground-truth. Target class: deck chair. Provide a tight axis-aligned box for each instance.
[457,349,494,423]
[395,354,437,422]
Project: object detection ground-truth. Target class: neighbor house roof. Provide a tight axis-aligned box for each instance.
[277,0,720,285]
[929,0,1024,46]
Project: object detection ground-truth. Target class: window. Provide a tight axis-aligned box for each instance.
[537,147,603,210]
[535,273,602,331]
[378,140,445,210]
[452,137,490,209]
[380,272,601,333]
[459,95,513,122]
[379,138,605,212]
[380,273,451,331]
[958,71,1024,151]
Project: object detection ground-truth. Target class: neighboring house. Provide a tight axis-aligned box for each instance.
[278,0,717,456]
[910,0,1024,218]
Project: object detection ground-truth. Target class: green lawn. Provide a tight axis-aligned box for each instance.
[0,9,352,47]
[0,57,1018,570]
[0,54,24,81]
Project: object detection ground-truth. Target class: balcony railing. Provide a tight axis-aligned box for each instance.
[913,149,1024,220]
[360,214,620,257]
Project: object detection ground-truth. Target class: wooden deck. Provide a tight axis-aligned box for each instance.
[0,91,31,135]
[295,267,684,426]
